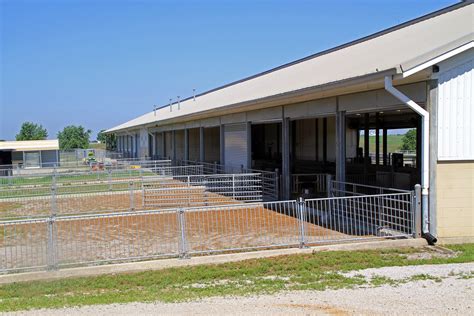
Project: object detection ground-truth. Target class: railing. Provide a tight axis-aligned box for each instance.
[0,171,263,218]
[173,160,278,201]
[329,180,410,197]
[291,173,327,196]
[142,173,263,208]
[0,159,173,177]
[0,191,416,273]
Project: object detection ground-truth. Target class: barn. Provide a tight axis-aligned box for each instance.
[106,2,473,244]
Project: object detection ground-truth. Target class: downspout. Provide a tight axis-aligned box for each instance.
[384,76,437,244]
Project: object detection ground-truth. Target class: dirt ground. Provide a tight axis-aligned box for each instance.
[0,178,349,272]
[0,205,346,271]
[0,178,250,217]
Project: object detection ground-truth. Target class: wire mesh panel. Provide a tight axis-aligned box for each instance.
[53,210,180,268]
[304,193,414,245]
[183,201,300,254]
[0,218,50,273]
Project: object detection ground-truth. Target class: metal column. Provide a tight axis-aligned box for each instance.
[282,117,291,200]
[172,130,176,160]
[220,125,225,164]
[184,129,189,161]
[199,127,205,162]
[161,132,165,159]
[375,113,380,166]
[336,111,346,182]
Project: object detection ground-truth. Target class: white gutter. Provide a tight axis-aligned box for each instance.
[384,76,430,235]
[401,41,473,78]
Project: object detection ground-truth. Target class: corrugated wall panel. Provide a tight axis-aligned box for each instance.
[175,130,185,160]
[437,49,473,161]
[224,123,248,168]
[188,128,200,161]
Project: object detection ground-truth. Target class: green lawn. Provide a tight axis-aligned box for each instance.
[0,244,472,312]
[0,170,156,198]
[359,135,404,153]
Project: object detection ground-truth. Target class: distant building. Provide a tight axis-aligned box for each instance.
[0,139,60,168]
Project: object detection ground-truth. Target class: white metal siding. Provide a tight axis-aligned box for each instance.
[437,49,474,161]
[224,123,248,168]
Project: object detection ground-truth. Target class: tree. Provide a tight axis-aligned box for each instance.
[97,129,117,151]
[400,129,416,151]
[15,122,48,141]
[57,125,91,150]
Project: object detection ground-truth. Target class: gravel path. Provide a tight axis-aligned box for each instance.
[6,263,474,316]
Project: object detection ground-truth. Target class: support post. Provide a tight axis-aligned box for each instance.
[282,117,291,200]
[326,174,333,198]
[315,118,319,162]
[199,127,205,162]
[246,122,252,169]
[161,132,165,159]
[46,214,57,270]
[414,184,422,238]
[375,113,380,166]
[184,128,189,161]
[220,125,225,165]
[177,208,189,259]
[172,130,176,161]
[297,197,306,248]
[129,181,135,211]
[336,111,346,183]
[323,118,327,164]
[364,113,370,177]
[51,176,57,216]
[383,127,388,165]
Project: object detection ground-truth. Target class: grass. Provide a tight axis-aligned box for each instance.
[0,170,156,199]
[360,135,404,153]
[0,244,472,312]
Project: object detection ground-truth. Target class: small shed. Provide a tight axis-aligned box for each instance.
[0,139,60,168]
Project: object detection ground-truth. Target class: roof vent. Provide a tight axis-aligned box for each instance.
[154,105,157,116]
[177,96,181,110]
[169,99,173,112]
[193,89,196,101]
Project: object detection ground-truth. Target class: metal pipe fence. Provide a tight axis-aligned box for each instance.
[0,191,416,274]
[0,171,264,219]
[172,159,278,201]
[329,180,410,197]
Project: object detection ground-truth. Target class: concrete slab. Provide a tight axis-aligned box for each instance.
[0,238,427,285]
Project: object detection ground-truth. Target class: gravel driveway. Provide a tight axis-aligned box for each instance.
[6,263,473,316]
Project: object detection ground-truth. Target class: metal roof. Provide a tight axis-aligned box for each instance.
[0,140,60,152]
[107,1,473,133]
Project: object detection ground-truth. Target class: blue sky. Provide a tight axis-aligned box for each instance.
[1,0,456,140]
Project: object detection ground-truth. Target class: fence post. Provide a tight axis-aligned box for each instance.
[107,169,112,191]
[297,197,307,248]
[51,177,58,216]
[177,208,189,259]
[275,168,280,200]
[414,184,422,238]
[129,181,135,211]
[46,215,58,270]
[232,174,236,200]
[326,174,333,198]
